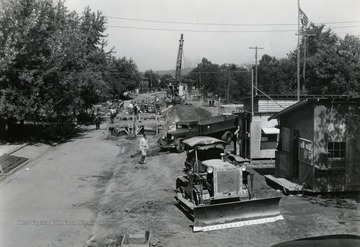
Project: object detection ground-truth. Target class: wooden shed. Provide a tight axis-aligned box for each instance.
[269,97,360,192]
[240,95,297,160]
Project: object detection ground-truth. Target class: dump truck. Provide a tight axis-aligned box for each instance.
[158,115,237,152]
[175,136,283,232]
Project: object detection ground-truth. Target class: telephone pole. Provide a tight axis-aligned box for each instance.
[249,46,264,96]
[297,0,301,101]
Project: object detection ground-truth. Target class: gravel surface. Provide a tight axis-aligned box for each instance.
[85,103,359,247]
[1,99,359,247]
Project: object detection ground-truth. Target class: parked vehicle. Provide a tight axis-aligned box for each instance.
[158,115,238,152]
[175,136,283,232]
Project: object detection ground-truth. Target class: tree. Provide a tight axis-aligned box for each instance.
[257,54,297,95]
[256,24,360,97]
[218,63,251,102]
[189,58,221,93]
[144,70,160,91]
[0,0,118,128]
[105,57,140,99]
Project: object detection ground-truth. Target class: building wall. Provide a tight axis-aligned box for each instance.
[276,100,360,192]
[277,104,314,185]
[313,103,347,192]
[250,114,278,159]
[313,104,346,169]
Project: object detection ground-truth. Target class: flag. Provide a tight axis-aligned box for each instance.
[299,7,309,26]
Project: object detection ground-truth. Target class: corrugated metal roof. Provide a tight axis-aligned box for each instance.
[258,99,297,113]
[268,97,360,120]
[268,99,313,120]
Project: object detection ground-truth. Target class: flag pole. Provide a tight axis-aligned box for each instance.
[297,0,301,101]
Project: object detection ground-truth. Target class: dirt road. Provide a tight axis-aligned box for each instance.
[1,104,359,247]
[0,126,119,247]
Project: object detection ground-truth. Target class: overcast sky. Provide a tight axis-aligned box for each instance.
[64,0,360,72]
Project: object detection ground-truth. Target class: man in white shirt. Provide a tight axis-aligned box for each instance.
[234,126,243,156]
[139,134,148,164]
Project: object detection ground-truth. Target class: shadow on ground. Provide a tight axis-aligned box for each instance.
[0,123,89,146]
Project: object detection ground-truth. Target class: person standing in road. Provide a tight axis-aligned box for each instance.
[133,104,139,121]
[95,108,101,130]
[139,134,148,164]
[234,126,243,156]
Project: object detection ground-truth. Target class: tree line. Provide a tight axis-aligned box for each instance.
[1,0,359,130]
[0,0,139,129]
[181,24,360,101]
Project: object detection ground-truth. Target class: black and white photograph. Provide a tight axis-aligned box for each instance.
[0,0,359,246]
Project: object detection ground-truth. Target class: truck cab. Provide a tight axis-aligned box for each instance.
[158,120,198,152]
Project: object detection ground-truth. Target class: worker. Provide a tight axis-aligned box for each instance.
[133,104,139,120]
[109,108,116,124]
[94,108,101,130]
[128,101,134,114]
[139,134,148,164]
[234,126,243,156]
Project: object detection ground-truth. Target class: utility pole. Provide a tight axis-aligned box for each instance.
[227,70,230,103]
[249,46,264,96]
[199,66,201,90]
[297,0,301,101]
[251,69,254,117]
[302,33,316,93]
[150,70,153,92]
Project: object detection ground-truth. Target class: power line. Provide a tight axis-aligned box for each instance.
[105,16,360,27]
[106,24,360,33]
[106,25,298,33]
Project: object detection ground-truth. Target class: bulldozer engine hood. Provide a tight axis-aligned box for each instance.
[201,159,236,169]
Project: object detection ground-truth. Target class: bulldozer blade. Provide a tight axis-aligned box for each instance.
[193,197,283,232]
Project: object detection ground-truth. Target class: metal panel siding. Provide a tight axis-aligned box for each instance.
[251,120,262,159]
[251,115,278,159]
[258,100,297,113]
[346,139,360,191]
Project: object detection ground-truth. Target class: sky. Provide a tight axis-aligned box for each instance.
[64,0,360,72]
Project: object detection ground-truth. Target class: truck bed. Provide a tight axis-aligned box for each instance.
[198,115,237,135]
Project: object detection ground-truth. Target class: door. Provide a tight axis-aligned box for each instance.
[292,130,300,179]
[237,113,251,159]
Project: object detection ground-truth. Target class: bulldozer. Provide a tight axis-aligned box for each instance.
[175,136,283,232]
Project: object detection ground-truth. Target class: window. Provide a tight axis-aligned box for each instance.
[189,124,197,130]
[327,142,346,159]
[176,124,188,129]
[261,128,279,150]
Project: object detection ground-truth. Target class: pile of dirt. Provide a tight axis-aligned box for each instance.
[163,104,214,129]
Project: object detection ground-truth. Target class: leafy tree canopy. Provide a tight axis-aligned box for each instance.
[0,0,140,125]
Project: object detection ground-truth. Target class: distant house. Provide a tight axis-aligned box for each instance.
[269,97,360,192]
[178,82,188,98]
[239,95,298,160]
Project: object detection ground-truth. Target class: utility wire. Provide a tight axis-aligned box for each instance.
[106,24,360,33]
[105,16,360,27]
[106,25,299,33]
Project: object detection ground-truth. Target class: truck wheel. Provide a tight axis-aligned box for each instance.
[222,131,233,142]
[176,141,185,153]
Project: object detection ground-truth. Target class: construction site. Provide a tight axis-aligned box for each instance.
[1,1,360,246]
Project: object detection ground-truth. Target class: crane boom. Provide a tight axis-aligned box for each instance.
[175,34,184,80]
